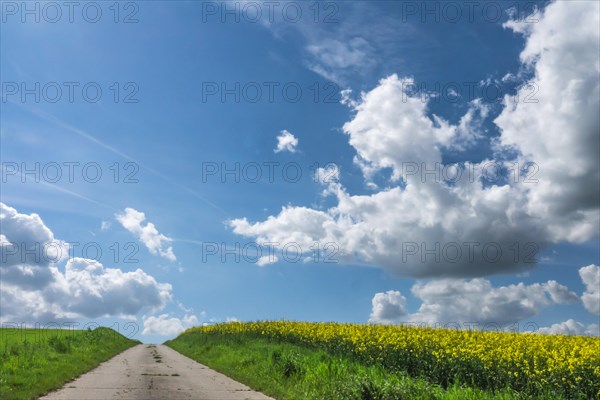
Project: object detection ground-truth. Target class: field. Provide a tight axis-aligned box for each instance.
[0,327,139,399]
[166,321,600,400]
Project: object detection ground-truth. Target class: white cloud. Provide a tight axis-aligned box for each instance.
[501,72,517,83]
[314,164,342,196]
[274,130,298,153]
[142,313,198,336]
[342,75,455,182]
[263,5,380,82]
[369,290,407,324]
[314,164,340,185]
[306,37,376,84]
[230,175,542,277]
[537,319,599,336]
[369,278,580,329]
[451,99,490,151]
[100,220,111,231]
[544,280,579,304]
[579,264,600,315]
[0,203,69,269]
[257,255,278,267]
[228,1,599,278]
[1,202,69,289]
[242,2,406,84]
[2,257,172,322]
[340,89,358,108]
[57,258,172,318]
[495,0,600,243]
[307,38,372,69]
[0,203,173,323]
[115,208,176,261]
[230,206,330,251]
[405,278,577,326]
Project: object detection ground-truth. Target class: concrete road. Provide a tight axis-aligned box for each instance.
[39,344,274,400]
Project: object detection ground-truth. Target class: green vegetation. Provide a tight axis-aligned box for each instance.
[0,327,139,399]
[166,331,532,400]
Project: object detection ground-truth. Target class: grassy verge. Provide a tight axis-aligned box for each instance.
[0,327,139,399]
[165,332,527,400]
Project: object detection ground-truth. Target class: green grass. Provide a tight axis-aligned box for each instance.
[0,327,139,399]
[165,332,529,400]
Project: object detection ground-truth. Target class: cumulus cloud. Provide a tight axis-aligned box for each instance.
[2,258,172,322]
[230,174,543,277]
[228,1,599,279]
[1,203,68,289]
[495,1,600,243]
[0,204,68,267]
[56,258,172,318]
[537,319,599,336]
[343,74,455,181]
[369,290,407,324]
[0,203,173,323]
[406,278,577,326]
[142,313,198,336]
[544,280,580,304]
[579,264,600,315]
[274,130,299,153]
[370,278,580,329]
[115,208,176,261]
[230,76,544,278]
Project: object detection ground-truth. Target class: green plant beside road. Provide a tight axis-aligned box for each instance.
[166,331,535,400]
[0,327,139,399]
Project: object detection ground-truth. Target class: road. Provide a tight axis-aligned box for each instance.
[39,344,275,400]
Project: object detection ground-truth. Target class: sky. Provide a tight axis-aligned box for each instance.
[0,0,599,343]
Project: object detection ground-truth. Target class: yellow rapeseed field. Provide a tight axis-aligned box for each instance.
[183,321,600,398]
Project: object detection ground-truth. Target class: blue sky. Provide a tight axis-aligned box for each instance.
[1,1,599,343]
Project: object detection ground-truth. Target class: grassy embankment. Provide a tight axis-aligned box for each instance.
[0,327,139,399]
[166,321,600,400]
